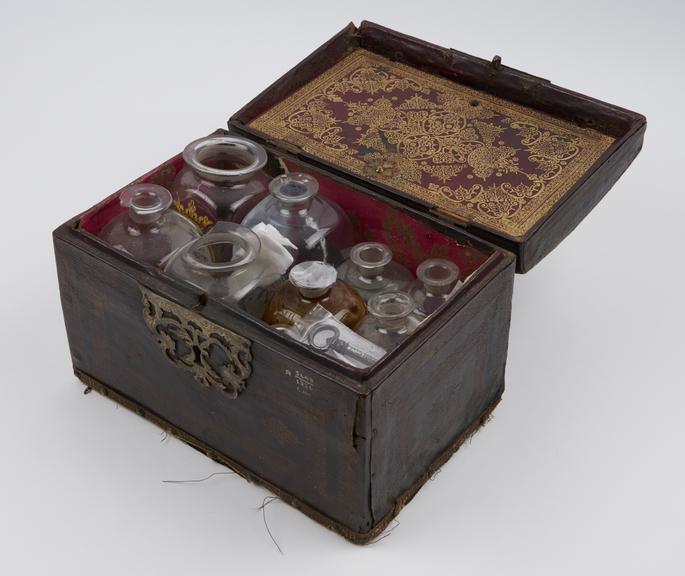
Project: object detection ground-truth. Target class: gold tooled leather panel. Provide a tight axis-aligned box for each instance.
[249,49,615,239]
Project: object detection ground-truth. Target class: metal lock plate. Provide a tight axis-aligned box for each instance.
[141,287,252,398]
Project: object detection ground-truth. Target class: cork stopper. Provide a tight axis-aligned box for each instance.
[289,261,337,298]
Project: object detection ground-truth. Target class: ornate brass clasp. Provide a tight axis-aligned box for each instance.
[141,287,252,398]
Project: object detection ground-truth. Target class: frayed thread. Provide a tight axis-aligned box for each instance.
[162,471,236,484]
[257,496,284,555]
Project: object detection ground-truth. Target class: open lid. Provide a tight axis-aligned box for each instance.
[230,22,646,272]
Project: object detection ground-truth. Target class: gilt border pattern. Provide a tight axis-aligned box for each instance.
[250,49,615,239]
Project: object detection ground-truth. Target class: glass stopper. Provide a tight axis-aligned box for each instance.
[350,242,392,277]
[119,183,172,225]
[368,292,416,331]
[269,173,319,205]
[417,259,460,295]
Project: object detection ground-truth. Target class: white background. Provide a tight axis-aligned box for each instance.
[1,1,682,574]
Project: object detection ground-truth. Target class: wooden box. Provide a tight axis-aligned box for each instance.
[53,21,645,543]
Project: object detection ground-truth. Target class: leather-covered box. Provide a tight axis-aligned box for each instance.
[53,21,645,543]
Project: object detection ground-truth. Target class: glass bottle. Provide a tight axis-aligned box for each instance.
[171,134,269,229]
[337,242,413,301]
[356,292,420,350]
[241,173,355,265]
[163,222,275,303]
[97,183,200,267]
[262,261,366,329]
[409,258,462,316]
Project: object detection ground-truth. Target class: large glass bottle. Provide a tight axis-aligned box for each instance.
[336,242,413,301]
[171,134,269,229]
[409,258,462,316]
[163,222,279,303]
[97,183,199,267]
[241,173,355,265]
[356,292,420,350]
[262,261,366,329]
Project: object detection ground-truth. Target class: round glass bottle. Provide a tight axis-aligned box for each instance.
[171,134,269,229]
[163,222,272,303]
[97,183,199,267]
[409,258,461,316]
[337,242,413,301]
[241,173,355,265]
[262,261,366,329]
[356,292,420,350]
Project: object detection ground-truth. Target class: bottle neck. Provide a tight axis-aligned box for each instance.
[120,183,171,228]
[297,285,332,299]
[368,292,415,333]
[422,280,452,296]
[183,135,267,186]
[277,196,313,216]
[128,206,163,226]
[417,259,460,297]
[270,174,318,217]
[350,242,392,280]
[376,314,410,333]
[353,261,387,280]
[184,226,260,273]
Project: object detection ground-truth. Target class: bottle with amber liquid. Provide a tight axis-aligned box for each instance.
[262,261,366,329]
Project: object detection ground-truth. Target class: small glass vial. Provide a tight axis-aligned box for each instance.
[262,261,366,328]
[97,183,199,267]
[409,258,461,316]
[163,222,272,303]
[241,173,355,265]
[356,292,420,350]
[171,134,269,229]
[337,242,413,301]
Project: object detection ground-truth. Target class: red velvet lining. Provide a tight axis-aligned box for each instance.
[79,153,490,279]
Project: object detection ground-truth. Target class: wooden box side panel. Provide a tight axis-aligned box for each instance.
[54,232,373,532]
[369,258,515,523]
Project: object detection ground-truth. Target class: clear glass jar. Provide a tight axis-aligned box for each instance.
[262,261,366,328]
[163,222,275,303]
[356,292,420,350]
[337,242,413,301]
[409,258,461,316]
[171,134,269,229]
[241,173,355,265]
[97,183,199,267]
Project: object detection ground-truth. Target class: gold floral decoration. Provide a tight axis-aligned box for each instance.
[173,199,213,230]
[250,49,615,239]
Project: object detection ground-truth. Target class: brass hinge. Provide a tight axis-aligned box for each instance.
[430,206,472,228]
[489,54,551,84]
[267,138,304,157]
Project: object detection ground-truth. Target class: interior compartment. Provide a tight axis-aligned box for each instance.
[78,148,496,370]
